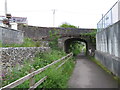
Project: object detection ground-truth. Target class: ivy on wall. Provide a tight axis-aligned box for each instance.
[80,29,97,44]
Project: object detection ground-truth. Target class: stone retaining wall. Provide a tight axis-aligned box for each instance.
[1,47,50,75]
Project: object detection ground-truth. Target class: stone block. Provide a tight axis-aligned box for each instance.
[1,47,50,76]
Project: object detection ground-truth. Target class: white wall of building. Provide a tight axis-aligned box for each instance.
[10,23,18,30]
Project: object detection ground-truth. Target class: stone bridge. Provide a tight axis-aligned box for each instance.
[18,24,96,55]
[58,34,96,55]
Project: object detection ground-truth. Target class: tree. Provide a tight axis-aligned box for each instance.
[59,22,77,28]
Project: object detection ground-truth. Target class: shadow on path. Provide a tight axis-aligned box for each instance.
[68,53,119,88]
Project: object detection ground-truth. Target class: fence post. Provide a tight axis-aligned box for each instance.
[29,68,35,88]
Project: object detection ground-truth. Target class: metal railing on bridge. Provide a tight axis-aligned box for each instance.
[97,0,120,32]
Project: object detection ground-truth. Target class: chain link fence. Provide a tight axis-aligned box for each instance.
[97,0,120,32]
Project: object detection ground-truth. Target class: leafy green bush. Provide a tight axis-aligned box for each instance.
[21,38,36,47]
[69,41,85,56]
[37,57,75,88]
[59,22,77,28]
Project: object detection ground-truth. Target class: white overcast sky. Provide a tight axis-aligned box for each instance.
[0,0,118,28]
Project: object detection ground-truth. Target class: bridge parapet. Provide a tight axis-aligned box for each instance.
[18,24,95,40]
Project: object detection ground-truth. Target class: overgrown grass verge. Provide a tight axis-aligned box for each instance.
[2,38,41,47]
[0,41,2,47]
[88,56,120,84]
[37,57,75,88]
[2,49,75,88]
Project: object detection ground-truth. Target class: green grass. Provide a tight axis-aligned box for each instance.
[0,41,2,47]
[88,56,120,84]
[2,38,41,47]
[37,58,75,88]
[69,42,85,56]
[2,49,75,88]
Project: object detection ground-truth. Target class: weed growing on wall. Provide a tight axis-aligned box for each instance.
[2,49,75,88]
[80,29,97,43]
[49,29,86,56]
[49,30,61,50]
[81,29,97,36]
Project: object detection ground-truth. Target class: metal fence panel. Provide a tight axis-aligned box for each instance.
[97,0,120,32]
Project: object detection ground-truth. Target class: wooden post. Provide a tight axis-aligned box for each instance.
[29,68,35,89]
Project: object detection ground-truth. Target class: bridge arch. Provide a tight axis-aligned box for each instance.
[64,38,88,55]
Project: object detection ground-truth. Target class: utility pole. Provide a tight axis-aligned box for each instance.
[5,0,7,15]
[4,0,11,28]
[52,9,55,27]
[102,14,104,29]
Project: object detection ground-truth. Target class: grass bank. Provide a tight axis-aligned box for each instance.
[2,49,75,88]
[2,38,41,47]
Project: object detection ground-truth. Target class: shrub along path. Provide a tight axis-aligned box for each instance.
[68,52,118,88]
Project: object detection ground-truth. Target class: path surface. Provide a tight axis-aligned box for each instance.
[68,53,119,88]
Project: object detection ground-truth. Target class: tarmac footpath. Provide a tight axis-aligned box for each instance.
[68,53,119,88]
